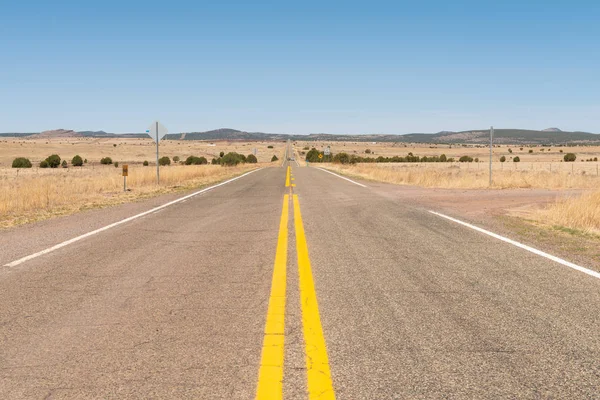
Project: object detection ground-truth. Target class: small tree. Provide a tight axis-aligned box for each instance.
[40,160,49,168]
[271,155,279,162]
[500,156,506,162]
[219,151,225,157]
[528,149,533,153]
[440,154,447,162]
[158,156,171,166]
[173,156,180,162]
[513,156,521,162]
[12,157,32,168]
[333,152,350,164]
[143,160,149,166]
[84,158,88,163]
[45,154,61,168]
[564,153,576,162]
[459,155,473,162]
[114,161,119,167]
[508,148,513,153]
[267,145,274,149]
[365,149,372,154]
[100,157,113,165]
[72,155,83,166]
[246,154,258,163]
[61,160,68,168]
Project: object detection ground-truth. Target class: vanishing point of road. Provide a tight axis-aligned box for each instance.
[1,144,599,399]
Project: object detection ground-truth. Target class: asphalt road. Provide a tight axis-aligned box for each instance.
[1,152,599,399]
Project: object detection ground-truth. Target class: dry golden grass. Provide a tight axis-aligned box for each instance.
[0,164,258,228]
[294,141,600,163]
[0,137,286,167]
[322,163,600,189]
[535,191,600,235]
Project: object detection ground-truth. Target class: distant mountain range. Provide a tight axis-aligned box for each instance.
[2,127,600,145]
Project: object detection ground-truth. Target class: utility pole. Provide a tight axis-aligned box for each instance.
[156,121,160,184]
[489,126,494,186]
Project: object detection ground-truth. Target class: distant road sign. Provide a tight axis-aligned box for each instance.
[324,146,331,156]
[122,164,128,176]
[147,121,168,143]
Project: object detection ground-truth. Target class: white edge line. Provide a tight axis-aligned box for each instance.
[5,168,263,268]
[316,167,367,188]
[429,210,600,280]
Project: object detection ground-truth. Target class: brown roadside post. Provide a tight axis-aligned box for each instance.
[122,164,128,192]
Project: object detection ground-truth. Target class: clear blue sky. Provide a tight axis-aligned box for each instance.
[2,0,599,134]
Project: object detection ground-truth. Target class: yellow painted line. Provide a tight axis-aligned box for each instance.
[293,195,336,400]
[256,195,289,400]
[285,166,291,187]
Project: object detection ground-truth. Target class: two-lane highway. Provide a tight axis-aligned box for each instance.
[1,151,599,399]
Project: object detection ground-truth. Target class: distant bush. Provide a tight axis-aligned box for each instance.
[185,156,208,165]
[528,149,533,153]
[267,145,274,149]
[333,152,350,164]
[595,157,598,162]
[508,148,513,153]
[559,149,563,153]
[474,158,479,162]
[100,157,113,165]
[211,158,219,165]
[564,153,576,162]
[513,156,521,162]
[365,149,372,154]
[61,160,68,168]
[219,151,225,157]
[45,154,61,168]
[12,157,32,168]
[459,155,473,162]
[40,160,49,168]
[114,162,119,167]
[143,160,149,166]
[500,156,506,162]
[221,152,246,166]
[71,155,83,166]
[113,144,117,147]
[271,155,279,162]
[84,158,88,163]
[173,156,180,162]
[439,154,447,162]
[246,154,258,163]
[303,146,309,150]
[158,156,171,166]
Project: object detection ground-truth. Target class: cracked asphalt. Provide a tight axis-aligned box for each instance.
[1,155,600,399]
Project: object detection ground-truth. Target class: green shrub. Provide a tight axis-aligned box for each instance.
[45,154,61,168]
[40,160,49,168]
[303,146,309,150]
[173,156,180,162]
[528,149,533,153]
[508,148,513,153]
[459,155,473,162]
[221,152,245,166]
[143,160,149,166]
[211,158,219,165]
[333,152,350,164]
[365,149,371,154]
[158,156,171,166]
[440,154,447,162]
[72,155,83,166]
[564,153,576,162]
[246,154,258,163]
[500,156,506,162]
[474,158,479,162]
[594,157,598,162]
[271,155,279,162]
[100,157,113,165]
[114,162,119,167]
[559,149,563,153]
[513,156,520,162]
[61,160,68,168]
[84,158,88,163]
[267,145,274,149]
[113,144,117,147]
[185,156,208,165]
[219,151,225,157]
[12,157,32,168]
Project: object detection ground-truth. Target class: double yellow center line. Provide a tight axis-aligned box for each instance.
[256,165,335,399]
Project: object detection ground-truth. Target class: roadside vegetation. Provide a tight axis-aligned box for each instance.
[0,164,256,228]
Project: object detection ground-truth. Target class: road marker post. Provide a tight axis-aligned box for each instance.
[122,164,128,192]
[146,121,169,184]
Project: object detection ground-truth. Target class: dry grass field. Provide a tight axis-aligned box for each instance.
[0,137,285,228]
[0,137,286,167]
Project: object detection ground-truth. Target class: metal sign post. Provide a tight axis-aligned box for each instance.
[146,121,169,184]
[489,126,494,186]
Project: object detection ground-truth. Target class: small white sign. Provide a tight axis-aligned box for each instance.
[324,146,331,156]
[146,121,169,143]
